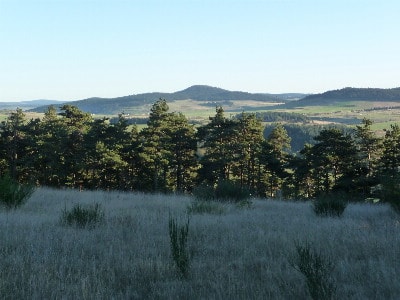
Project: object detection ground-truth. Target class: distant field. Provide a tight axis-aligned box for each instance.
[0,111,45,122]
[167,99,281,118]
[0,188,399,298]
[272,101,400,129]
[2,99,400,132]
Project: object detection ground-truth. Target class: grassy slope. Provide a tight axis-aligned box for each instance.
[1,188,399,299]
[2,97,400,132]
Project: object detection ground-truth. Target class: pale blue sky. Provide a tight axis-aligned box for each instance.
[1,0,399,101]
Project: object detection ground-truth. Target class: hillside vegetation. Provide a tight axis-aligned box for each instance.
[18,86,400,128]
[29,85,303,115]
[284,87,400,107]
[0,188,399,299]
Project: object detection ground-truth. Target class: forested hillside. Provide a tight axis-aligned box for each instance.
[2,100,400,201]
[29,85,302,115]
[283,87,400,107]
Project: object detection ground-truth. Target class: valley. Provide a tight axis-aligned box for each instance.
[1,85,400,131]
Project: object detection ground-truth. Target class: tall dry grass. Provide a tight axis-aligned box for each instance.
[0,188,399,299]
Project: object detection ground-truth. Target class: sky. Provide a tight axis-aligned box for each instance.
[1,0,399,102]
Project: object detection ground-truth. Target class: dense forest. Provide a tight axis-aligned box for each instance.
[284,87,400,107]
[1,99,400,200]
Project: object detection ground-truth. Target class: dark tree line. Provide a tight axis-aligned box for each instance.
[0,99,399,200]
[253,111,310,123]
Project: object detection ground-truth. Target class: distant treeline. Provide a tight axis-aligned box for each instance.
[282,87,400,108]
[302,87,400,102]
[1,100,399,200]
[110,116,148,125]
[263,124,348,153]
[253,111,310,123]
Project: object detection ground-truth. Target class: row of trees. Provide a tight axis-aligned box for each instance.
[1,99,400,200]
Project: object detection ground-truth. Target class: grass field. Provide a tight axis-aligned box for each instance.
[1,188,399,299]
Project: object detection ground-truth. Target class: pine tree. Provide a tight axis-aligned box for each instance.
[232,113,264,190]
[353,118,381,196]
[379,124,400,178]
[31,106,69,186]
[59,105,92,188]
[138,99,197,192]
[163,112,198,192]
[309,128,357,195]
[0,109,28,180]
[197,106,238,183]
[259,123,292,197]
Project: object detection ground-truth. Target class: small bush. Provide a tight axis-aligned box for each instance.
[214,180,251,203]
[193,180,251,204]
[61,203,105,228]
[313,193,347,217]
[192,183,215,201]
[379,176,400,213]
[168,215,190,278]
[187,200,224,215]
[290,242,336,300]
[0,174,34,209]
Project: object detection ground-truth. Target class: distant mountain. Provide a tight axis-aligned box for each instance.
[29,85,306,114]
[283,87,400,107]
[170,85,302,101]
[0,100,63,110]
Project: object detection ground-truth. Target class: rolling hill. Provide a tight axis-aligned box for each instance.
[8,86,400,117]
[27,85,306,115]
[0,100,63,111]
[282,87,400,108]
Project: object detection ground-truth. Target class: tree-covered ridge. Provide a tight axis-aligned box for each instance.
[28,85,305,114]
[1,100,399,201]
[285,87,400,107]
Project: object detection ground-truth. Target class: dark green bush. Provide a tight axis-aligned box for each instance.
[61,203,105,228]
[168,215,190,278]
[214,180,251,203]
[313,193,347,217]
[193,180,251,204]
[379,176,400,213]
[0,174,34,209]
[192,183,215,201]
[187,200,224,215]
[290,242,336,300]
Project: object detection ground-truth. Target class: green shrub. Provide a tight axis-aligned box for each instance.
[61,203,105,228]
[214,180,251,203]
[0,174,34,209]
[193,180,251,204]
[187,200,224,215]
[290,242,336,300]
[192,183,215,201]
[379,176,400,213]
[168,215,190,278]
[313,193,347,217]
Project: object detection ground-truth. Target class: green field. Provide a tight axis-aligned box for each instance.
[0,188,399,298]
[2,99,400,133]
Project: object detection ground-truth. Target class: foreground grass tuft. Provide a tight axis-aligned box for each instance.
[290,242,336,300]
[168,215,190,278]
[61,203,105,228]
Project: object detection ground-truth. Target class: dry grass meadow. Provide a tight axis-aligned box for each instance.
[1,188,400,299]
